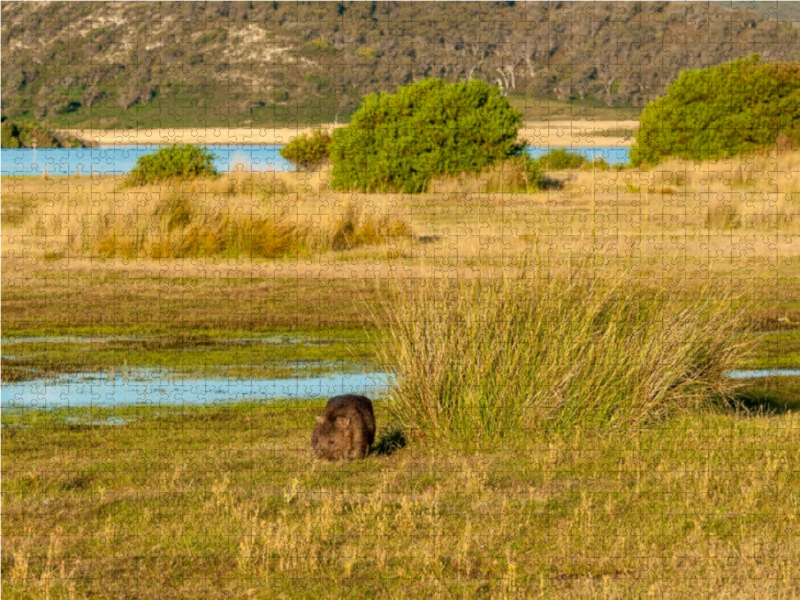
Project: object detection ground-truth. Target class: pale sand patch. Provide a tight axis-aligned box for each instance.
[59,120,637,148]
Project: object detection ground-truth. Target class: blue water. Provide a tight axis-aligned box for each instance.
[726,369,800,379]
[3,366,798,410]
[1,145,629,176]
[1,369,392,409]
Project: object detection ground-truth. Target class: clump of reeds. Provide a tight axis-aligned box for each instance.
[372,258,754,448]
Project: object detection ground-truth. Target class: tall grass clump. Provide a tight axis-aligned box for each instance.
[24,183,412,259]
[122,144,219,186]
[373,262,753,448]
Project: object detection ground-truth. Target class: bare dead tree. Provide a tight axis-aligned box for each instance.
[464,41,488,81]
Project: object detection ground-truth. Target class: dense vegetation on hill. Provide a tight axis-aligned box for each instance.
[2,1,799,129]
[631,54,800,165]
[727,1,800,26]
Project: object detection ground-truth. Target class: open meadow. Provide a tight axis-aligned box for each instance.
[3,149,800,597]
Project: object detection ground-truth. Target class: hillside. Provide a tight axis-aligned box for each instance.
[2,1,799,129]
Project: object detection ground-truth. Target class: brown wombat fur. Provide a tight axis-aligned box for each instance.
[311,394,376,460]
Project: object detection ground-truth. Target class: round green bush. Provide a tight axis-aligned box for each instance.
[280,129,331,171]
[123,144,219,186]
[329,78,527,193]
[631,54,800,166]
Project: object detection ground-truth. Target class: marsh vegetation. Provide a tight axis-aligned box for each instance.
[3,145,800,597]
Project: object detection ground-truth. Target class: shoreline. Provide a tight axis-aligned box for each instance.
[57,120,637,148]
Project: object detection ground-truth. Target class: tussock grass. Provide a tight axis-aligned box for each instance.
[372,258,754,448]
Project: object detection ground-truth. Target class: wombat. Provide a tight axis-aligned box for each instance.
[311,394,376,460]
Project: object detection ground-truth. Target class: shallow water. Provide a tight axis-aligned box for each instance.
[1,369,391,409]
[1,145,293,176]
[1,145,630,176]
[725,368,800,379]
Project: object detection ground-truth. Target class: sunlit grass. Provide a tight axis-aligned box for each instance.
[2,400,799,598]
[372,258,755,448]
[10,170,412,259]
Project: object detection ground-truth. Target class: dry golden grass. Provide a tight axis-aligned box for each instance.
[5,170,411,259]
[5,149,799,263]
[3,150,800,334]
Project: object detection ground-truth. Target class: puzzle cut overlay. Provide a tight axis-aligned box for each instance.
[2,2,800,597]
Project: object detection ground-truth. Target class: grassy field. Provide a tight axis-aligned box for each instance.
[3,148,800,597]
[3,399,800,599]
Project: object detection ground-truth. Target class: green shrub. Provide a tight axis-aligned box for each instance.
[586,157,610,171]
[1,121,20,148]
[631,54,800,166]
[533,148,588,170]
[123,144,219,186]
[373,261,752,448]
[279,129,331,171]
[0,119,85,148]
[329,78,529,193]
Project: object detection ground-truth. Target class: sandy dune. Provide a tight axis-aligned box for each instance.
[60,120,637,148]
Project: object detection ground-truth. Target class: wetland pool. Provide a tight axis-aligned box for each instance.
[1,368,391,409]
[2,367,799,410]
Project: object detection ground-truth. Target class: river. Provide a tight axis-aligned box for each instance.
[1,145,630,176]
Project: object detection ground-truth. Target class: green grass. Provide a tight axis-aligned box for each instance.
[2,397,799,598]
[1,331,376,382]
[38,93,348,131]
[750,330,800,368]
[1,269,390,335]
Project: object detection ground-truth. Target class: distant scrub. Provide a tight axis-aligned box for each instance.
[123,144,219,186]
[330,78,538,193]
[0,119,86,148]
[533,148,588,170]
[279,129,331,171]
[530,149,612,172]
[632,54,800,165]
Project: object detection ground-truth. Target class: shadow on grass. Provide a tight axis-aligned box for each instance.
[371,427,407,456]
[733,386,800,416]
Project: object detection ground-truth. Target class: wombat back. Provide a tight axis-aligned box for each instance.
[311,394,376,460]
